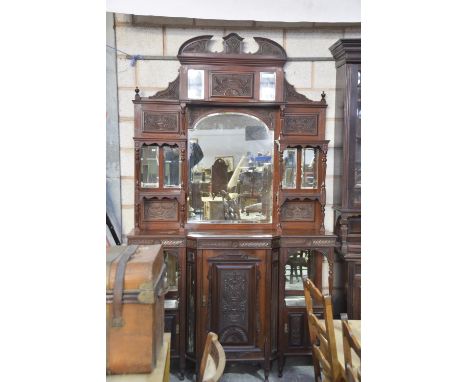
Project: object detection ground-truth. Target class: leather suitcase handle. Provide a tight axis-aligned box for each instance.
[112,245,138,327]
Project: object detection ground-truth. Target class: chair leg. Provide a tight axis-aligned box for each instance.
[312,352,321,382]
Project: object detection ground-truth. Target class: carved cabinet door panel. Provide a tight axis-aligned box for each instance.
[200,249,266,355]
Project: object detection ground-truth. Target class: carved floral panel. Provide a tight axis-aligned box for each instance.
[210,72,254,98]
[281,201,315,222]
[143,199,178,221]
[283,115,318,135]
[143,112,179,133]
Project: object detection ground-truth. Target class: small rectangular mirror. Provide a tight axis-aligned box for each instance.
[163,146,181,187]
[140,146,159,188]
[301,148,318,189]
[188,69,204,99]
[282,148,297,189]
[259,72,276,101]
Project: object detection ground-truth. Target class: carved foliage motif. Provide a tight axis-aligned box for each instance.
[143,199,178,221]
[143,112,179,133]
[283,115,318,135]
[284,80,313,103]
[281,201,315,221]
[211,73,253,97]
[150,75,180,100]
[219,269,249,344]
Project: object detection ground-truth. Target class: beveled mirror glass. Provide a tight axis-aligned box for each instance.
[163,146,181,188]
[259,72,276,101]
[188,112,274,223]
[140,145,159,188]
[282,148,297,189]
[301,147,318,189]
[187,69,204,99]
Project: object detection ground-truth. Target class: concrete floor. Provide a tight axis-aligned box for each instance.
[169,357,315,382]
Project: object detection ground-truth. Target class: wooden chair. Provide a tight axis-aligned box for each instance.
[197,332,226,382]
[340,313,361,382]
[303,277,344,382]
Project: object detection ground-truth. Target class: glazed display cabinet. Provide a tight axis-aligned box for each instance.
[127,33,336,381]
[330,39,361,319]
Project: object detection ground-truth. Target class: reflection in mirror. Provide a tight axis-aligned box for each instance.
[259,72,276,101]
[285,249,315,291]
[301,148,318,189]
[164,250,179,292]
[140,146,159,188]
[187,69,204,99]
[163,146,181,187]
[282,149,297,189]
[188,113,274,223]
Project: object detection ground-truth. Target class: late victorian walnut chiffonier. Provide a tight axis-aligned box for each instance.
[127,33,337,381]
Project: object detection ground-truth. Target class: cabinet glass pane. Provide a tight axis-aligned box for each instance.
[259,72,276,101]
[282,149,297,189]
[163,250,179,292]
[187,69,204,100]
[285,249,315,291]
[163,146,181,188]
[188,112,274,223]
[301,148,318,189]
[140,146,159,188]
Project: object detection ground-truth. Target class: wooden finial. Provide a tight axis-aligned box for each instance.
[135,86,140,100]
[321,91,326,102]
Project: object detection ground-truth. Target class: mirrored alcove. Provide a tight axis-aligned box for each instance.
[187,112,274,223]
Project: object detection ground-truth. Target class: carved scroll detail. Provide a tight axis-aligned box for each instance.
[178,33,287,58]
[178,35,213,55]
[284,80,313,103]
[150,75,180,100]
[253,37,287,58]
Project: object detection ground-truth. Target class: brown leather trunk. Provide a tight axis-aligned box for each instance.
[106,244,166,374]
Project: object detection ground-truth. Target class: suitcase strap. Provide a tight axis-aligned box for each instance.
[112,245,138,327]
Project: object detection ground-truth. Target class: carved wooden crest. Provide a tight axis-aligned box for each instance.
[178,33,287,59]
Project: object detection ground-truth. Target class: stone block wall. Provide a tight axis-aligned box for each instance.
[112,14,361,239]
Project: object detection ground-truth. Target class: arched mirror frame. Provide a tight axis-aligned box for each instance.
[186,109,278,228]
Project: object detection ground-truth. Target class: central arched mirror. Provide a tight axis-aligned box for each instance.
[188,112,274,223]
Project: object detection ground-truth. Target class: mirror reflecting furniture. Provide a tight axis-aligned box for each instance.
[285,249,314,289]
[188,112,274,223]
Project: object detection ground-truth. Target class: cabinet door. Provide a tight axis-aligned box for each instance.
[200,250,265,352]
